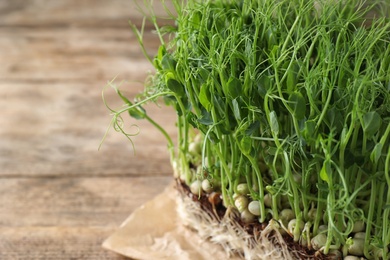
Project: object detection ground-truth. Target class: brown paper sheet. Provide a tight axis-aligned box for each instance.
[103,183,240,260]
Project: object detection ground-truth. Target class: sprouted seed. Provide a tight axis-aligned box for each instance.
[343,256,361,260]
[248,200,261,216]
[352,220,365,233]
[190,180,202,196]
[236,183,249,196]
[201,179,213,193]
[241,209,256,224]
[234,195,249,213]
[312,233,328,251]
[348,238,365,256]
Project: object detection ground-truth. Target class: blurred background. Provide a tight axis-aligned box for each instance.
[0,0,176,258]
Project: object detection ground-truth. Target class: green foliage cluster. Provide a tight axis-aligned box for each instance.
[109,0,390,258]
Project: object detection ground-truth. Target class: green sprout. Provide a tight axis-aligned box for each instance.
[106,0,390,258]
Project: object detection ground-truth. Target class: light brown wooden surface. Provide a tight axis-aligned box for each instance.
[0,1,176,259]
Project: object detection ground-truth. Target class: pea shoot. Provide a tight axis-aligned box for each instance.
[106,0,390,258]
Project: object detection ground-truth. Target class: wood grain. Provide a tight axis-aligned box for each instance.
[0,81,176,177]
[0,0,174,28]
[0,1,177,177]
[0,27,162,82]
[0,227,130,260]
[0,176,172,259]
[0,177,172,227]
[0,0,176,259]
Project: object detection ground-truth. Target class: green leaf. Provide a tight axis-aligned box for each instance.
[187,112,198,129]
[232,98,241,121]
[167,78,185,97]
[320,163,329,183]
[116,88,146,120]
[266,146,278,155]
[218,123,231,135]
[166,73,185,97]
[115,88,131,105]
[266,27,277,50]
[198,109,213,126]
[191,10,202,28]
[157,45,166,61]
[257,74,270,98]
[288,92,306,120]
[270,45,280,60]
[362,111,382,138]
[269,111,279,135]
[245,121,260,136]
[153,45,166,69]
[240,136,252,155]
[326,107,343,133]
[207,131,219,144]
[303,120,315,140]
[129,106,146,120]
[212,94,225,117]
[163,95,176,106]
[198,67,210,82]
[226,76,242,99]
[316,182,329,192]
[161,53,176,71]
[286,61,299,93]
[199,84,212,111]
[370,143,383,164]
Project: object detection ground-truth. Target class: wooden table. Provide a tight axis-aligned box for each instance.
[0,1,177,259]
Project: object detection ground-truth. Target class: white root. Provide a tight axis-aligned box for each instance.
[176,188,306,259]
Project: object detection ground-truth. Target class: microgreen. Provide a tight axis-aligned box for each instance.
[107,0,390,258]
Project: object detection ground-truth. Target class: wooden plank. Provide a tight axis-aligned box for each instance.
[0,0,178,259]
[0,0,175,28]
[0,81,177,176]
[0,176,172,259]
[0,226,129,260]
[0,27,161,82]
[0,176,172,226]
[0,6,178,177]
